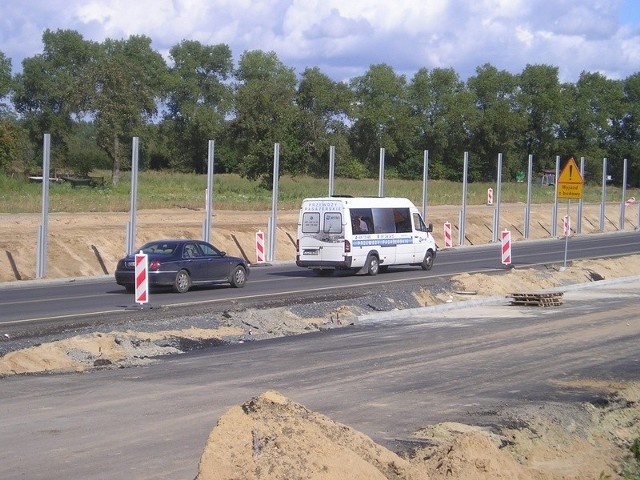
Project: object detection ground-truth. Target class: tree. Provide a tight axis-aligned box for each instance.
[227,50,299,186]
[516,64,564,172]
[12,29,97,168]
[349,64,419,177]
[164,40,233,173]
[618,73,640,186]
[0,50,11,113]
[560,72,625,181]
[467,64,525,180]
[409,68,475,180]
[295,67,353,176]
[77,35,168,185]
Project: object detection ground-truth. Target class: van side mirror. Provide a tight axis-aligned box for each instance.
[427,223,433,233]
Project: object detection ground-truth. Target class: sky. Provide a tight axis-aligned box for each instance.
[1,0,639,83]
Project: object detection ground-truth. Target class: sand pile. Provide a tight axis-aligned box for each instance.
[196,387,640,479]
[196,391,424,480]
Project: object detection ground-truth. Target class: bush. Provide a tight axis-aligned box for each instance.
[336,157,368,179]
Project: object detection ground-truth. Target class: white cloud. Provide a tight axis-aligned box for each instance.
[0,0,638,82]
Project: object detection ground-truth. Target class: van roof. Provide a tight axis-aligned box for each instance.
[301,197,417,207]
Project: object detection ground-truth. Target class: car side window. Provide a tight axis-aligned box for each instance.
[183,243,199,258]
[198,243,222,257]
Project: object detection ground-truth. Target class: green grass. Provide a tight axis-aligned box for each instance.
[1,171,638,213]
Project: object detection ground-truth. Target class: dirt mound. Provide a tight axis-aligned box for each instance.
[197,387,640,479]
[196,391,424,480]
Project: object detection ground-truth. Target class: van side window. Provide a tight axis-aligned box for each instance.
[302,212,320,233]
[413,212,427,232]
[372,208,395,233]
[393,208,412,233]
[324,212,342,233]
[351,208,373,233]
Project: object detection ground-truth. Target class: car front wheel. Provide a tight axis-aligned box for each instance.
[173,269,192,293]
[229,265,247,288]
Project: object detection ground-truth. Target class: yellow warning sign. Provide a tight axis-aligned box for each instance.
[557,157,583,199]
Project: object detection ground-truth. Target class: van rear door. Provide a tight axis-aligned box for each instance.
[298,201,345,266]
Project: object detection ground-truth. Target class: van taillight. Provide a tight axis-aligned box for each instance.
[344,240,351,253]
[296,239,299,252]
[150,259,161,271]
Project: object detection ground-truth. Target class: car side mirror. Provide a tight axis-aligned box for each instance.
[220,251,227,257]
[427,223,433,233]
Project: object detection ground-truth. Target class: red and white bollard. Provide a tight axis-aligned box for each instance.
[563,214,571,237]
[487,187,494,205]
[134,251,149,305]
[501,229,511,265]
[255,230,265,263]
[443,222,452,248]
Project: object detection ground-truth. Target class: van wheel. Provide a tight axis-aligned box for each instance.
[365,255,379,276]
[421,251,434,271]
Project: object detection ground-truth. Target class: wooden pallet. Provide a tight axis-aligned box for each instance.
[508,291,564,307]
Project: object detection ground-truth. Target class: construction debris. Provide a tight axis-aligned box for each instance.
[508,291,564,307]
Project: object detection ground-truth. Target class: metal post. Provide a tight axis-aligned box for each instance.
[620,158,628,229]
[36,133,51,278]
[552,155,559,237]
[421,150,429,219]
[562,200,570,269]
[328,145,335,196]
[577,157,584,233]
[127,137,139,255]
[600,158,607,231]
[459,151,468,246]
[493,153,503,243]
[378,147,385,197]
[204,140,215,243]
[268,143,280,262]
[524,154,533,239]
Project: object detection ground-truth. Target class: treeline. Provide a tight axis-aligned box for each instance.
[0,29,639,187]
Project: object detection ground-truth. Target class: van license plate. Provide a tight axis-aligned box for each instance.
[303,249,318,255]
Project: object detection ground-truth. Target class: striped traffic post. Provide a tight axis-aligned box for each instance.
[443,222,452,248]
[134,251,149,305]
[501,229,511,265]
[563,214,571,237]
[256,230,265,263]
[487,187,494,205]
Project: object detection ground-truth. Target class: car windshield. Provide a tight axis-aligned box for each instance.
[140,242,177,255]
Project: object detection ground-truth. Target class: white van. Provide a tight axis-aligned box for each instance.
[296,196,437,275]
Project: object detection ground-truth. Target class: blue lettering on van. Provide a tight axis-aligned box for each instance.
[353,238,413,247]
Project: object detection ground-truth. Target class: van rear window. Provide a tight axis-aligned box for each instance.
[324,213,342,233]
[302,212,320,233]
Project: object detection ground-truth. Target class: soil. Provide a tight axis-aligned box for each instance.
[1,205,639,479]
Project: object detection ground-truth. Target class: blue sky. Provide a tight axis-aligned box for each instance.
[1,0,639,83]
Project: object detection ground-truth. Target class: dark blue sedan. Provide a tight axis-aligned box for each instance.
[115,239,250,293]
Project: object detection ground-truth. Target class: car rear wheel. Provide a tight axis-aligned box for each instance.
[173,269,192,293]
[229,265,247,288]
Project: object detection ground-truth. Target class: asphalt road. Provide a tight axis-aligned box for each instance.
[1,231,639,331]
[0,276,639,480]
